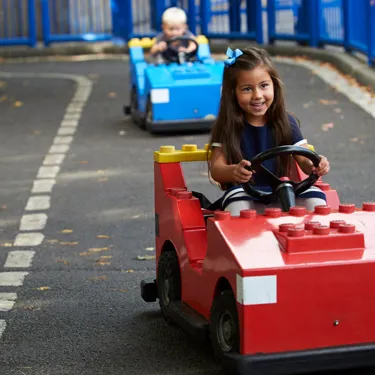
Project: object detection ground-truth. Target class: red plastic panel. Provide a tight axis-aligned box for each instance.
[183,229,207,262]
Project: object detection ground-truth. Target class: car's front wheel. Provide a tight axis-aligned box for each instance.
[157,251,181,324]
[210,290,240,360]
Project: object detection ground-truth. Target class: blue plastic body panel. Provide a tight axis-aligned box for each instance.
[127,43,224,127]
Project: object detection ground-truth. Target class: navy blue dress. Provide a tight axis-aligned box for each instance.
[220,115,326,208]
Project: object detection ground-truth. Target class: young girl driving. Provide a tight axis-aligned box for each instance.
[208,46,330,216]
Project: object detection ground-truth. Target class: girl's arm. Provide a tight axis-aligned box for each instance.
[210,148,253,184]
[294,143,330,176]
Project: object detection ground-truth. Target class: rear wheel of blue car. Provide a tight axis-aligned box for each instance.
[157,251,181,324]
[131,87,145,129]
[210,290,240,360]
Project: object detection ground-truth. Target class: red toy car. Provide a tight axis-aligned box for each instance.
[141,143,375,375]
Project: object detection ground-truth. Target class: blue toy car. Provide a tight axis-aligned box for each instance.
[124,35,224,133]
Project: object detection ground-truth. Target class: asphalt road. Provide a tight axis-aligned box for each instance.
[0,58,375,375]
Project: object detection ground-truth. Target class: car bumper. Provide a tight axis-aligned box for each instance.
[223,342,375,375]
[146,118,214,133]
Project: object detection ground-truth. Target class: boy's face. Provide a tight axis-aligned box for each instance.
[162,22,187,39]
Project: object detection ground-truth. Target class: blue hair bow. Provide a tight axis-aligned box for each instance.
[224,47,243,66]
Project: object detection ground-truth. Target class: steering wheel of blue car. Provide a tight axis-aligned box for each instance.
[165,36,199,64]
[241,145,322,212]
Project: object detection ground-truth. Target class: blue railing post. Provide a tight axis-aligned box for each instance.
[187,0,196,34]
[342,0,351,52]
[367,0,375,66]
[200,0,209,36]
[41,0,51,47]
[255,0,263,44]
[155,0,166,32]
[28,0,37,47]
[309,0,319,47]
[267,0,276,45]
[229,0,241,33]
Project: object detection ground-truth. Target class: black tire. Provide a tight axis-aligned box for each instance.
[144,97,152,131]
[157,251,181,324]
[130,87,139,124]
[210,290,240,360]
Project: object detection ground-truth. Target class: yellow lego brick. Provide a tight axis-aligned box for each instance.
[140,37,156,48]
[154,144,212,163]
[128,38,142,47]
[196,35,209,44]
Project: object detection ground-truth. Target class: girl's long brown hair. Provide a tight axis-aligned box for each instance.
[208,47,298,176]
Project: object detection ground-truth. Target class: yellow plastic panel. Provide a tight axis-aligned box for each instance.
[154,144,211,163]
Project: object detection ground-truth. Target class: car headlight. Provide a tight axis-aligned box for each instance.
[151,89,170,104]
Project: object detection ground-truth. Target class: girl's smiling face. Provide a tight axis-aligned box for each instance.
[235,65,274,126]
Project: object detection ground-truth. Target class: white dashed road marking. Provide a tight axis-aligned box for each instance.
[0,71,92,340]
[4,251,36,268]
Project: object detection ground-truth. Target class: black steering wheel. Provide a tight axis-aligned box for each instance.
[165,36,199,64]
[242,145,321,212]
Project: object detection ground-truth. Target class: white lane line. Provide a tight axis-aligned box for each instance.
[4,251,35,268]
[0,320,6,339]
[61,119,78,127]
[14,233,44,247]
[0,71,92,340]
[20,214,47,231]
[57,127,76,136]
[32,179,56,193]
[0,272,28,286]
[25,196,50,211]
[53,136,73,144]
[49,144,70,154]
[43,154,65,165]
[37,166,60,179]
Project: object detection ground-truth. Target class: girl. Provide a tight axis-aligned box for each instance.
[208,46,330,216]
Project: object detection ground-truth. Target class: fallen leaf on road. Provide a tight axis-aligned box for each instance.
[108,92,116,98]
[115,289,128,293]
[33,130,41,135]
[79,160,89,164]
[1,243,13,247]
[60,241,79,246]
[46,239,59,244]
[0,81,6,88]
[119,130,126,136]
[100,256,112,259]
[122,269,134,273]
[350,137,359,142]
[96,235,109,239]
[131,215,141,219]
[96,258,111,265]
[90,275,107,281]
[321,122,334,132]
[334,108,342,113]
[13,101,23,108]
[60,229,73,233]
[97,177,108,182]
[319,99,338,105]
[88,247,109,252]
[0,95,7,102]
[36,286,50,291]
[137,255,156,260]
[57,259,69,265]
[303,101,314,108]
[145,247,155,251]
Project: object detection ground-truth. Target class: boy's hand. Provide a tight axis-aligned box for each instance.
[233,160,253,183]
[157,41,167,52]
[313,155,330,176]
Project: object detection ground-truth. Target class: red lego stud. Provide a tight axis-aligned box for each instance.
[315,182,330,191]
[339,224,356,233]
[240,209,256,219]
[314,205,331,215]
[304,221,321,230]
[287,227,305,237]
[279,223,295,232]
[330,220,346,228]
[168,187,186,196]
[264,208,282,218]
[363,202,375,211]
[313,225,330,235]
[339,203,355,213]
[289,206,307,216]
[214,211,231,221]
[176,191,192,199]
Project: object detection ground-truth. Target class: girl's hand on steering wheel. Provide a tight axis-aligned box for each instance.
[233,160,254,183]
[313,155,330,176]
[157,41,167,52]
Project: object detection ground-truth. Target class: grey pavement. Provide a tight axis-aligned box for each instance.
[0,58,375,375]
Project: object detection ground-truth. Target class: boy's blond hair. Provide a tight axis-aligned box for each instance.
[162,7,187,25]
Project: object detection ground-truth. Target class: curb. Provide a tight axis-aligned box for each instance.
[1,41,375,90]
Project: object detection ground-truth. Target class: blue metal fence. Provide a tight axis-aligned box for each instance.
[0,0,36,47]
[1,0,374,66]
